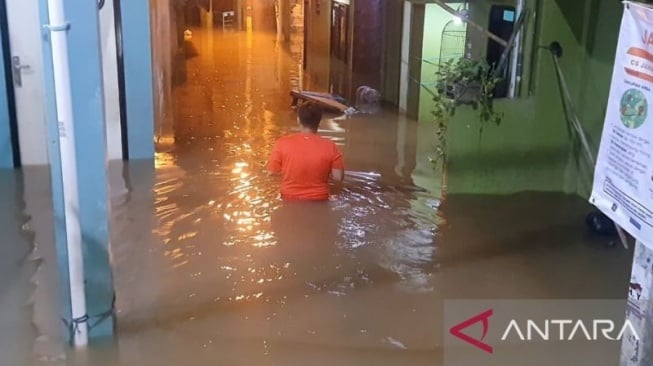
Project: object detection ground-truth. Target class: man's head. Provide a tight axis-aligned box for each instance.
[297,102,323,131]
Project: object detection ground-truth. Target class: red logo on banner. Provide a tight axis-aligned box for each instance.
[449,309,494,354]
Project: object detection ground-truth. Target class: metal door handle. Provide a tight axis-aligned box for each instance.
[12,56,30,87]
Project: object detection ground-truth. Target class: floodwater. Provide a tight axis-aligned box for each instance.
[0,26,634,366]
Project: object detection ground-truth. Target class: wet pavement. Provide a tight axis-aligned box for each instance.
[0,26,634,366]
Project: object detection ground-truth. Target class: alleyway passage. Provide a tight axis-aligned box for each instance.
[109,27,442,365]
[0,27,634,366]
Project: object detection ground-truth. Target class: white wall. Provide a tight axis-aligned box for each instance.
[419,4,463,123]
[150,0,175,147]
[6,0,49,165]
[398,1,411,112]
[99,0,123,161]
[6,2,123,166]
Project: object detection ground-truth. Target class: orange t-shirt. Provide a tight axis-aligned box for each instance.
[268,133,344,200]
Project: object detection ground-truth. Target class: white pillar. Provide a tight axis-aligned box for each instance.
[621,240,653,365]
[46,0,88,347]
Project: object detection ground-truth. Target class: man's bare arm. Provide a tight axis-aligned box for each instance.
[331,169,344,183]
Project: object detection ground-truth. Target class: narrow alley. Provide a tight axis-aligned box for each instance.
[0,2,638,365]
[109,25,443,365]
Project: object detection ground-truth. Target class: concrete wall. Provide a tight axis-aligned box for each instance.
[393,1,426,118]
[0,1,123,166]
[418,3,462,123]
[100,0,122,161]
[564,0,621,197]
[398,1,412,111]
[306,0,386,100]
[406,4,424,119]
[304,0,331,91]
[380,0,403,105]
[445,0,622,196]
[0,10,13,169]
[150,0,176,147]
[251,0,276,31]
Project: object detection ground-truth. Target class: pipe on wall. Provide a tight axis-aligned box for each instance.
[508,0,524,98]
[45,0,89,347]
[113,0,129,159]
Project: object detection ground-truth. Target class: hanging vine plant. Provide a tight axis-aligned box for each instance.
[431,57,504,170]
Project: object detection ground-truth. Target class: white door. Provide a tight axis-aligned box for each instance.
[5,0,49,166]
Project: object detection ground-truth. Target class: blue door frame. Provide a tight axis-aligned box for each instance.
[0,0,155,169]
[0,0,20,168]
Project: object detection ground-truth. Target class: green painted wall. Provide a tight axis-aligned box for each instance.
[381,0,403,105]
[418,4,463,123]
[444,0,622,196]
[571,0,622,197]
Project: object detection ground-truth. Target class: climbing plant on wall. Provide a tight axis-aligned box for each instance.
[431,57,504,170]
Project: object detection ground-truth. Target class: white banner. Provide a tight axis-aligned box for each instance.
[591,1,653,249]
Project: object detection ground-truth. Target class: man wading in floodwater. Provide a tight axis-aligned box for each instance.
[268,102,343,277]
[268,102,345,200]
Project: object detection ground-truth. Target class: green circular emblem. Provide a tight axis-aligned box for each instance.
[620,89,648,129]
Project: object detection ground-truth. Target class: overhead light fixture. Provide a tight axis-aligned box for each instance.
[453,9,467,25]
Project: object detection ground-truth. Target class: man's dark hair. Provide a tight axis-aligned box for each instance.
[297,102,323,130]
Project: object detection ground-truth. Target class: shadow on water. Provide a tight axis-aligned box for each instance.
[439,192,633,300]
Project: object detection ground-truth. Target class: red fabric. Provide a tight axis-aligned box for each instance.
[268,133,344,200]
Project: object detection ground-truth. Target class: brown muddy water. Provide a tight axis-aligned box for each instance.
[0,28,634,366]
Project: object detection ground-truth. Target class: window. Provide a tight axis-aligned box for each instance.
[486,5,516,98]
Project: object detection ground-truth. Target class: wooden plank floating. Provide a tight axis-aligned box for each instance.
[290,90,350,113]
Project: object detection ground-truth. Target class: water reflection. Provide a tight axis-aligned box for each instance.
[107,27,441,365]
[0,171,35,366]
[100,27,628,366]
[270,201,340,280]
[112,157,440,365]
[0,24,634,365]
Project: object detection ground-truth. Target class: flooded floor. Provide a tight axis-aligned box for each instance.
[0,27,633,366]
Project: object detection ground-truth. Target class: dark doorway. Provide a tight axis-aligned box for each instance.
[329,2,350,96]
[351,0,384,100]
[113,0,130,160]
[486,5,515,99]
[330,2,349,63]
[0,0,20,167]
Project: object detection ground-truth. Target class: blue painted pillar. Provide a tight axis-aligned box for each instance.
[64,0,115,340]
[37,0,72,342]
[119,0,155,160]
[39,0,115,341]
[0,18,15,169]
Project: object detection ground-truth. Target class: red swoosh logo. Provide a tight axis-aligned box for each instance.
[449,309,494,354]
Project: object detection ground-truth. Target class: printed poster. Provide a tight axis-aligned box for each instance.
[591,1,653,249]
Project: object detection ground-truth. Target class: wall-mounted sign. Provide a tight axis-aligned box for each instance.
[591,1,653,249]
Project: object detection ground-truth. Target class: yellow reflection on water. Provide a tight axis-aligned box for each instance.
[154,152,176,169]
[251,230,277,248]
[246,15,253,33]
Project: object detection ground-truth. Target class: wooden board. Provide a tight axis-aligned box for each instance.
[290,90,349,113]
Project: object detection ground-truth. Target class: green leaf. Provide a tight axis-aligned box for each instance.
[429,57,506,171]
